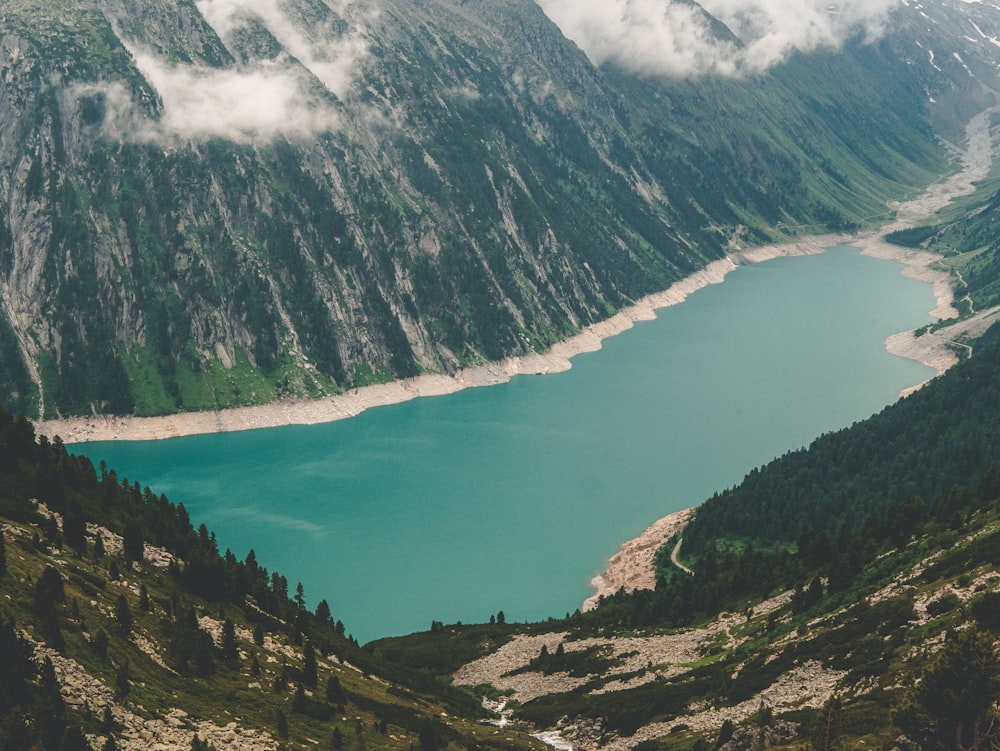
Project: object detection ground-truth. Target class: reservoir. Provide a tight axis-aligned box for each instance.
[79,246,936,643]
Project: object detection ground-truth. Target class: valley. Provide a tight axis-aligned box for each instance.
[3,1,1000,750]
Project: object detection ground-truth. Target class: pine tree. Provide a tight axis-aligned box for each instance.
[293,685,306,713]
[326,675,345,705]
[276,710,289,739]
[122,520,144,564]
[0,528,6,576]
[37,657,67,749]
[220,619,238,663]
[115,659,130,700]
[114,594,132,636]
[302,640,318,687]
[897,628,1000,751]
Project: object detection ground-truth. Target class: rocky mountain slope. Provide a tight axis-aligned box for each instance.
[2,0,1000,419]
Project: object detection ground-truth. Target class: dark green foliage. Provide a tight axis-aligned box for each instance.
[302,639,318,687]
[114,594,132,636]
[57,725,92,751]
[895,628,1000,751]
[509,644,616,678]
[190,734,217,751]
[970,591,1000,631]
[418,717,439,751]
[684,322,1000,554]
[122,520,144,563]
[115,659,130,699]
[275,709,288,739]
[220,618,238,663]
[165,604,215,676]
[884,225,941,248]
[0,316,36,417]
[326,675,345,705]
[93,629,109,659]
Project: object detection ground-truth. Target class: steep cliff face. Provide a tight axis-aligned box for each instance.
[0,0,998,418]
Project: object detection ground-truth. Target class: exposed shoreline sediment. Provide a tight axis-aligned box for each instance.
[36,236,840,445]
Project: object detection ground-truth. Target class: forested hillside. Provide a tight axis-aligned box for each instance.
[2,0,999,419]
[681,321,1000,553]
[886,187,1000,311]
[0,408,543,751]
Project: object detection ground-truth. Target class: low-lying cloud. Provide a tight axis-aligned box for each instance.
[535,0,898,77]
[92,0,370,144]
[130,51,344,142]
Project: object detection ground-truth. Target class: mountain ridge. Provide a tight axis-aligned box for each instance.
[3,0,998,420]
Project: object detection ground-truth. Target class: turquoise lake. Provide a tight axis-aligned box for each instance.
[79,246,936,643]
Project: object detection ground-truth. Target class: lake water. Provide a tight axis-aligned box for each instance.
[79,246,936,643]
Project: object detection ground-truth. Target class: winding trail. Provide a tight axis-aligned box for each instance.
[670,538,693,576]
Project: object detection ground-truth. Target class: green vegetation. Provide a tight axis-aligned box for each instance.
[885,181,1000,310]
[0,0,988,417]
[681,321,1000,554]
[0,407,546,751]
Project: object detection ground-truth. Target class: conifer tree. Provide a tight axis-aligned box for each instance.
[221,619,238,663]
[302,640,318,687]
[114,594,132,636]
[326,675,345,705]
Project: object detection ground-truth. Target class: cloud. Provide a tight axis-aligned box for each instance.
[195,0,370,99]
[535,0,898,77]
[92,0,370,143]
[130,51,344,142]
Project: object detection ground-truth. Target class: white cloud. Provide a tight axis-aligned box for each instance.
[93,0,371,143]
[535,0,898,77]
[130,51,343,142]
[195,0,370,99]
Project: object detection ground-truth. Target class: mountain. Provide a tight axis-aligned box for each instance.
[2,0,999,419]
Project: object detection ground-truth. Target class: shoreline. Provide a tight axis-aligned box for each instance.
[582,508,694,612]
[37,235,840,445]
[33,106,999,615]
[32,232,961,446]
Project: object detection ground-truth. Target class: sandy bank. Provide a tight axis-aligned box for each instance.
[582,508,694,612]
[37,236,835,445]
